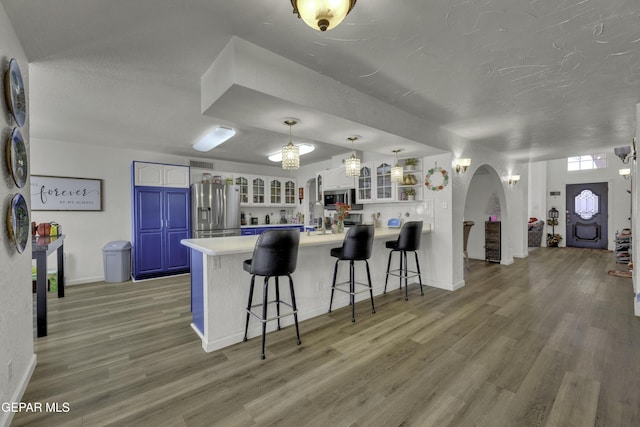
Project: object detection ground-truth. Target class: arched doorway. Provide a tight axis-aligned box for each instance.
[463,165,508,264]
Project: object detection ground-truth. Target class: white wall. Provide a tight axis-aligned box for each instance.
[30,138,297,284]
[545,156,631,249]
[0,5,35,426]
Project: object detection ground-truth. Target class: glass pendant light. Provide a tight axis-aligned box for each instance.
[344,136,360,177]
[291,0,357,32]
[391,149,403,182]
[282,119,300,170]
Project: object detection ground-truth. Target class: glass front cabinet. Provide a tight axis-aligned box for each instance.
[357,161,395,203]
[234,174,295,207]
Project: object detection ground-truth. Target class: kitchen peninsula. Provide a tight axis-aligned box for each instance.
[181,225,431,353]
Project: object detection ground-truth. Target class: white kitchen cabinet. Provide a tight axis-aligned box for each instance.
[284,179,297,206]
[134,161,190,188]
[234,174,295,207]
[323,167,356,190]
[316,172,324,202]
[355,161,396,203]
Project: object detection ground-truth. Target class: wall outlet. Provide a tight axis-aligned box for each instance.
[7,360,12,382]
[212,256,221,269]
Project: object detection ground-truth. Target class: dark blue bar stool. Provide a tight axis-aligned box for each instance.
[384,221,423,301]
[243,229,300,359]
[328,224,375,323]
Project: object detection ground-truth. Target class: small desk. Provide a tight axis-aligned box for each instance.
[31,235,65,337]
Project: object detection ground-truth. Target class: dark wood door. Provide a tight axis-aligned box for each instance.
[565,182,608,249]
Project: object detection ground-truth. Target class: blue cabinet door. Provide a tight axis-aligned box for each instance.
[134,187,165,277]
[133,187,190,279]
[165,189,190,272]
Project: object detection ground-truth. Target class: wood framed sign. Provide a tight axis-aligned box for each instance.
[31,175,103,211]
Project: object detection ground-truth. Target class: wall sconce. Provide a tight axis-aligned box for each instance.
[619,168,631,180]
[614,139,636,164]
[455,158,471,173]
[508,175,520,185]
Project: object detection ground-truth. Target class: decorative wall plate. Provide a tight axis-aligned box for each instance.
[4,58,26,127]
[7,193,30,253]
[6,128,28,188]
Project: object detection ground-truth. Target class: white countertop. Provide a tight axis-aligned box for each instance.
[240,223,304,228]
[181,226,430,256]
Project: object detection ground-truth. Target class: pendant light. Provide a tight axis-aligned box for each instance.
[282,119,300,170]
[391,149,403,182]
[291,0,357,32]
[345,136,360,177]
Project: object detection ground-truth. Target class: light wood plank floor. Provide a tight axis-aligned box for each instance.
[12,248,640,426]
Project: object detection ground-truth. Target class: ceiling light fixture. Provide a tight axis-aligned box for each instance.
[344,136,360,177]
[291,0,357,32]
[269,144,315,162]
[508,175,520,185]
[282,119,300,170]
[391,149,403,183]
[455,158,471,173]
[192,126,236,152]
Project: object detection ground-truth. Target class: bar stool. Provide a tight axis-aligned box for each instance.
[328,224,375,323]
[243,229,300,360]
[384,221,423,301]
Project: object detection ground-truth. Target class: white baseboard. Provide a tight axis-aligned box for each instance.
[0,353,37,427]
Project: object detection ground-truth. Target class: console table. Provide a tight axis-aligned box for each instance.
[32,235,65,337]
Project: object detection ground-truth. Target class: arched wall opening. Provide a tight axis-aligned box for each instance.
[463,164,509,264]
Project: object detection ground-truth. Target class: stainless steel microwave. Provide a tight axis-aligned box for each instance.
[323,188,363,210]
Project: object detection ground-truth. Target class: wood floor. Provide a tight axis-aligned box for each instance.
[12,248,640,426]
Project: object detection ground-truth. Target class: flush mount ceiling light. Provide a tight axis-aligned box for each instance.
[291,0,357,32]
[391,149,403,183]
[192,126,236,152]
[344,136,360,177]
[282,119,300,170]
[268,144,315,162]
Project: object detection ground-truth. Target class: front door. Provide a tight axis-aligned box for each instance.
[565,182,608,249]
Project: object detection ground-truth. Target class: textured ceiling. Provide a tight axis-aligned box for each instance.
[2,0,639,166]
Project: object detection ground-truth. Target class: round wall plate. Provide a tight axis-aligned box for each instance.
[7,193,30,254]
[6,128,28,188]
[4,58,26,127]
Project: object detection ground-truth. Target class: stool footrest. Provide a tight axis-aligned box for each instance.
[247,300,297,324]
[332,281,373,296]
[386,268,421,280]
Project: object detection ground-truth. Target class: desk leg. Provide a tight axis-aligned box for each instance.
[57,243,65,298]
[35,252,47,337]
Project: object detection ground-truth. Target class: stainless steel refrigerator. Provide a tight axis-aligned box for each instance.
[191,183,241,238]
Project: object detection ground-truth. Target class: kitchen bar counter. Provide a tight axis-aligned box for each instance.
[182,225,431,353]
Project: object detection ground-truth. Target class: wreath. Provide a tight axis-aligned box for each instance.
[425,166,449,191]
